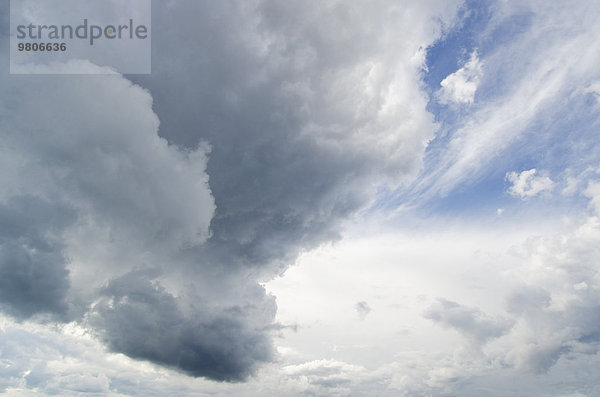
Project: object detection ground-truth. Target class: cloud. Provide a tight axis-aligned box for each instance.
[421,180,600,382]
[506,169,555,199]
[0,62,280,380]
[583,80,600,101]
[0,197,74,319]
[411,1,600,199]
[88,270,275,381]
[0,62,261,379]
[500,180,600,374]
[267,176,600,395]
[0,316,229,396]
[584,181,600,214]
[355,301,371,320]
[130,0,463,275]
[424,298,513,346]
[281,359,366,394]
[3,193,600,396]
[437,50,483,104]
[0,0,464,383]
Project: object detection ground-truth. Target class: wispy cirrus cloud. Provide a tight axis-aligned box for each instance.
[409,1,600,201]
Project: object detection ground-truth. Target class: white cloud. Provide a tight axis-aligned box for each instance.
[563,175,582,196]
[506,169,555,199]
[583,80,600,101]
[584,181,600,214]
[437,50,483,104]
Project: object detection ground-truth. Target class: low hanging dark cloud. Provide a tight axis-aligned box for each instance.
[88,270,275,381]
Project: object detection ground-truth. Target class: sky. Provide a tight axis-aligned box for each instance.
[1,0,600,396]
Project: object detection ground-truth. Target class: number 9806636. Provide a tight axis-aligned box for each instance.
[18,42,67,52]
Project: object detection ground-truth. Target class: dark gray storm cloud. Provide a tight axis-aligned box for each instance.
[89,270,275,381]
[131,0,444,274]
[117,0,448,379]
[0,0,458,382]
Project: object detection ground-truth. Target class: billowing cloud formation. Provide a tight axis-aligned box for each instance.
[437,50,482,104]
[112,0,460,378]
[0,64,279,380]
[0,64,250,378]
[131,0,462,274]
[506,169,555,199]
[1,63,215,315]
[0,0,462,382]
